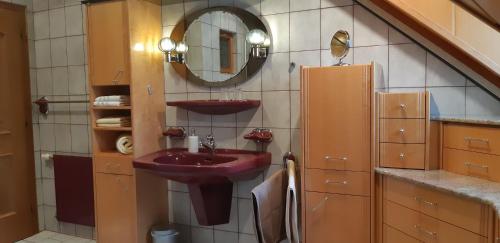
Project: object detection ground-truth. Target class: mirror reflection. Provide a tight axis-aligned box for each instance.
[184,11,251,83]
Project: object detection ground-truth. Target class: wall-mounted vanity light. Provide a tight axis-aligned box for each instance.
[158,37,189,63]
[246,29,270,58]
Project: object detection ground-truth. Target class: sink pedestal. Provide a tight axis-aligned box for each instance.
[188,179,233,225]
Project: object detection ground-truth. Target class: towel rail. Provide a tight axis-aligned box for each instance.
[283,152,296,169]
[34,96,89,114]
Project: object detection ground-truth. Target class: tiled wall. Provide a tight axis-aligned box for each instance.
[28,0,94,238]
[162,0,500,243]
[19,0,500,241]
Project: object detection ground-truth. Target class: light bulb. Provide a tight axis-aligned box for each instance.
[246,29,266,45]
[262,36,271,47]
[158,37,176,52]
[175,42,189,54]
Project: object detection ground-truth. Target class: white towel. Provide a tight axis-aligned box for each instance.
[96,117,131,124]
[285,159,300,243]
[96,123,131,128]
[93,101,129,106]
[95,95,130,102]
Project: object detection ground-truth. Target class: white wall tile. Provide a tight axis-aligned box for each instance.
[466,87,500,116]
[320,6,353,50]
[34,11,50,40]
[44,206,59,232]
[209,0,233,7]
[388,44,426,88]
[68,65,86,95]
[54,124,71,152]
[261,0,289,15]
[265,128,290,164]
[49,8,66,38]
[166,93,189,126]
[234,0,260,15]
[236,92,263,128]
[162,0,184,26]
[262,91,290,128]
[191,227,214,243]
[321,48,352,66]
[426,53,466,87]
[237,198,255,234]
[67,36,85,65]
[39,123,55,151]
[290,10,320,51]
[320,0,352,8]
[239,234,259,243]
[237,173,263,198]
[290,0,320,12]
[50,38,68,66]
[212,127,237,148]
[59,222,76,235]
[263,13,289,53]
[353,45,388,86]
[42,178,55,205]
[70,124,89,153]
[49,0,64,9]
[52,67,68,95]
[42,158,54,179]
[33,0,49,11]
[389,26,412,44]
[65,5,83,36]
[353,5,388,47]
[290,50,320,90]
[428,87,466,116]
[75,225,94,239]
[35,39,52,68]
[37,68,53,95]
[214,230,238,243]
[262,52,290,91]
[290,91,300,128]
[169,191,191,225]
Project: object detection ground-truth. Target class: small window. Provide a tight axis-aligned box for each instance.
[219,30,235,74]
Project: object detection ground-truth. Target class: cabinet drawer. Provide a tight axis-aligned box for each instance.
[95,156,133,175]
[305,192,370,243]
[380,143,425,169]
[384,200,487,243]
[384,176,489,236]
[383,224,421,243]
[379,92,426,118]
[380,119,426,143]
[444,123,500,156]
[443,148,500,182]
[305,169,370,196]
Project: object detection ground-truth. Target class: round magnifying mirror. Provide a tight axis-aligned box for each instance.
[330,30,350,66]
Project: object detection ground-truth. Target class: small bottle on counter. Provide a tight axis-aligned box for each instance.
[188,129,199,153]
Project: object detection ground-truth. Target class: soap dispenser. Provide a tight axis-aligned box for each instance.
[188,129,199,153]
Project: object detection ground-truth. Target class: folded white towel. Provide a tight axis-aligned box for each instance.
[93,101,130,106]
[96,117,131,124]
[96,123,131,128]
[95,95,130,102]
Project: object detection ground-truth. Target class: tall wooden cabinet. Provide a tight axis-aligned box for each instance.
[301,64,376,243]
[86,0,168,242]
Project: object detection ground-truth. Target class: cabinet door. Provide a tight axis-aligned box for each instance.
[87,0,130,85]
[305,192,370,243]
[302,65,371,171]
[95,173,136,242]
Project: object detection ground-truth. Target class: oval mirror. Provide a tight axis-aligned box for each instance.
[330,30,350,66]
[170,7,269,87]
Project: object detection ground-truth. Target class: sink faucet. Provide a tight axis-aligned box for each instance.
[200,134,217,155]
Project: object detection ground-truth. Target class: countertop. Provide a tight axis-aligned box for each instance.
[375,167,500,215]
[431,115,500,126]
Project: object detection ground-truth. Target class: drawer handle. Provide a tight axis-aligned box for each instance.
[465,162,488,170]
[464,136,489,144]
[311,196,329,212]
[414,196,438,207]
[400,104,407,110]
[399,153,405,160]
[325,179,348,185]
[324,155,348,161]
[0,153,13,158]
[0,130,11,135]
[414,225,437,238]
[399,128,405,134]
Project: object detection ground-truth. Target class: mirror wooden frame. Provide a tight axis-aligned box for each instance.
[170,7,269,87]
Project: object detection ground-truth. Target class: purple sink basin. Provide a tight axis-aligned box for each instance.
[133,148,271,225]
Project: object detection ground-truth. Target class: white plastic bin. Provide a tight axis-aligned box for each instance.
[151,226,179,243]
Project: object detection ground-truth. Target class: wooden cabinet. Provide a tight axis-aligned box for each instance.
[87,0,130,86]
[380,119,425,144]
[305,192,370,243]
[383,224,421,243]
[95,173,136,242]
[378,92,426,119]
[301,64,374,243]
[380,143,425,169]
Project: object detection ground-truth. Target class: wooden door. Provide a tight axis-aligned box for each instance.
[305,192,370,243]
[302,65,371,172]
[87,0,130,86]
[0,2,38,242]
[95,173,136,242]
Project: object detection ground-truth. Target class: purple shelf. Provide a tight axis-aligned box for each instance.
[166,100,261,115]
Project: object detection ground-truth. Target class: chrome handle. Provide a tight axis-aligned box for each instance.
[414,225,437,238]
[325,179,348,185]
[111,70,124,84]
[400,104,407,110]
[324,155,348,161]
[0,153,13,158]
[311,196,329,212]
[399,153,405,160]
[464,136,489,144]
[414,196,438,207]
[465,162,488,170]
[399,128,405,133]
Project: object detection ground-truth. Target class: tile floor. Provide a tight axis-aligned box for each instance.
[16,231,95,243]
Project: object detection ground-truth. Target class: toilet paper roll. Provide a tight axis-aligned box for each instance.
[116,134,133,155]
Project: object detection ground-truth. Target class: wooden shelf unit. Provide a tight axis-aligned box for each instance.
[86,0,168,242]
